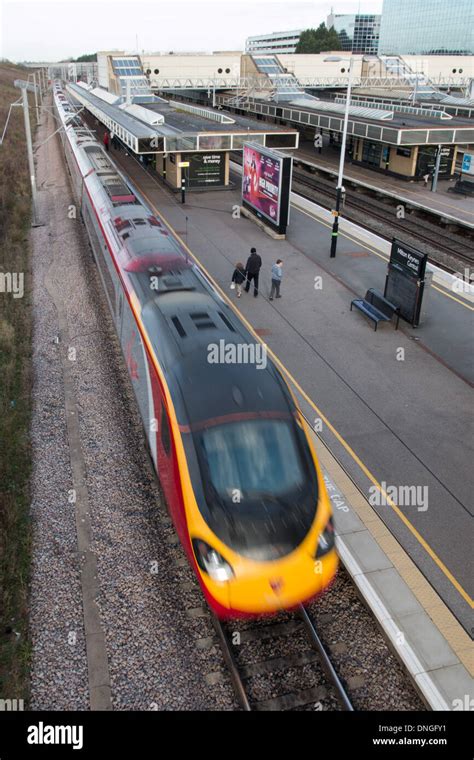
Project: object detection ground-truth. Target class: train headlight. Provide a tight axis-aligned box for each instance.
[193,540,234,582]
[315,517,335,558]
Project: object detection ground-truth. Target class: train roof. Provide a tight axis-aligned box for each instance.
[139,284,294,424]
[54,83,297,427]
[174,350,292,428]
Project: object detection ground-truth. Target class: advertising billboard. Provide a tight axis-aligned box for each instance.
[187,152,225,187]
[242,143,292,234]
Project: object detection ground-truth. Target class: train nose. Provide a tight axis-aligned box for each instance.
[227,550,338,615]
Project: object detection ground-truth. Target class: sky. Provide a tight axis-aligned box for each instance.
[1,0,383,62]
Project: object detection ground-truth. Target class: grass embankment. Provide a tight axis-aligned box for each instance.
[0,60,36,704]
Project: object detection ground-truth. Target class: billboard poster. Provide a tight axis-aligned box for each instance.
[242,144,282,225]
[188,152,225,187]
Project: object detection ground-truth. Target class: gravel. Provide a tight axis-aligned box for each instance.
[28,96,236,711]
[27,96,424,712]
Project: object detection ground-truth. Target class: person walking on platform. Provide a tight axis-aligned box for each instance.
[423,172,430,188]
[244,247,262,297]
[110,129,117,150]
[269,259,283,300]
[231,262,246,298]
[103,130,110,152]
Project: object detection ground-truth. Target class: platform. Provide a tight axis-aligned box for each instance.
[108,146,474,647]
[295,140,474,227]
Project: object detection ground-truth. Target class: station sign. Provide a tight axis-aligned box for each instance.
[384,239,428,327]
[241,143,293,235]
[389,240,427,280]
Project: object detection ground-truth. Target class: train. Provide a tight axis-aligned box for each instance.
[53,81,339,618]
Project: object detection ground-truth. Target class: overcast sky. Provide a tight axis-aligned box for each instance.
[1,0,383,62]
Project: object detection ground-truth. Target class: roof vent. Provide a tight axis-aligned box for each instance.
[190,312,216,330]
[171,316,187,337]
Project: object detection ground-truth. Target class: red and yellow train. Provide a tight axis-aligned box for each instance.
[54,82,338,618]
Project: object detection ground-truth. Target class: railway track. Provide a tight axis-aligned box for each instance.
[211,604,354,711]
[231,153,473,274]
[292,168,473,266]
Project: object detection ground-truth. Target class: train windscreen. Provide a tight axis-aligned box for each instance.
[201,419,305,499]
[193,417,319,559]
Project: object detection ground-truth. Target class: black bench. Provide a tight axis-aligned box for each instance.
[448,180,474,196]
[350,288,400,331]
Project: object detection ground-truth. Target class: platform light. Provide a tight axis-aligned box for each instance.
[323,56,354,259]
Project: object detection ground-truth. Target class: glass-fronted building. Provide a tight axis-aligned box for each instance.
[378,0,473,55]
[245,30,303,55]
[326,13,381,54]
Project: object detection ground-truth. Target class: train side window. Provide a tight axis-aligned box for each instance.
[161,403,171,456]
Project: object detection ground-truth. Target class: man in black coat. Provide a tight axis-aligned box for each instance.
[244,247,262,297]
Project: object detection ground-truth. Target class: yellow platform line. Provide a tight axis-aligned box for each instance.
[137,184,474,610]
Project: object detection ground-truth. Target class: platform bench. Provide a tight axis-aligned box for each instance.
[448,180,474,196]
[350,288,400,332]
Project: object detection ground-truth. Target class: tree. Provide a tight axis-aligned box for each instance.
[326,28,342,51]
[295,23,342,53]
[75,53,97,62]
[60,53,97,63]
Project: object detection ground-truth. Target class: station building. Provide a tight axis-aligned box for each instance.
[66,81,298,192]
[216,91,474,180]
[68,50,474,184]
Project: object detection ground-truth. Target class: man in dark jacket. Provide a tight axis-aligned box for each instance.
[244,247,262,297]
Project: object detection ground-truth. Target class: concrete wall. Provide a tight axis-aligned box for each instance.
[400,55,473,82]
[127,51,472,86]
[142,54,241,83]
[278,53,364,79]
[166,154,179,187]
[278,53,473,82]
[388,146,418,176]
[97,51,124,89]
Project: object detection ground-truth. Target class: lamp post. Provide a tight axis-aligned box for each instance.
[324,56,354,258]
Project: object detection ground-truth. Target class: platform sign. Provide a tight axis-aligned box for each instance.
[384,239,428,327]
[242,143,293,235]
[462,153,474,175]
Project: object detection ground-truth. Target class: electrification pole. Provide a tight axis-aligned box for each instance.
[32,72,41,123]
[21,86,40,225]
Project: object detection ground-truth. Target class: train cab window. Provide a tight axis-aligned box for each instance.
[198,419,310,503]
[161,403,171,456]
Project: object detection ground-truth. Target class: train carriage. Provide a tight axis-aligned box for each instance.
[53,82,338,617]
